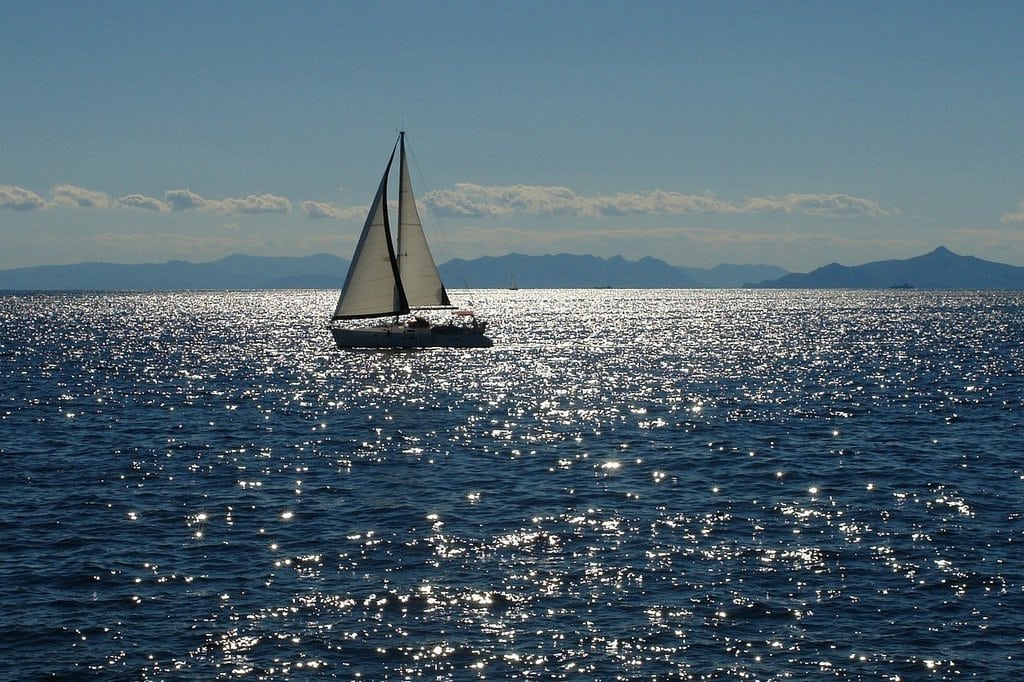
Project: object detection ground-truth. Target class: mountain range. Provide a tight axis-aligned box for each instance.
[0,253,345,291]
[442,254,787,289]
[0,246,1022,290]
[0,253,785,290]
[751,246,1024,289]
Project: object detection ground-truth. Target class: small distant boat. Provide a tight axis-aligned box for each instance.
[508,275,518,291]
[330,133,492,349]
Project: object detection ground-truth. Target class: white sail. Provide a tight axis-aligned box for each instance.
[329,133,492,348]
[332,145,408,320]
[397,133,451,309]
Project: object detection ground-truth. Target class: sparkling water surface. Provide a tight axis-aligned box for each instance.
[1,289,1022,680]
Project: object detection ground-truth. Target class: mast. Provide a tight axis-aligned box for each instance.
[397,131,407,270]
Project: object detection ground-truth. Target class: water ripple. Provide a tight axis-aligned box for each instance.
[1,289,1022,679]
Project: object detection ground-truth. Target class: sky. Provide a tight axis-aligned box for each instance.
[2,1,1023,273]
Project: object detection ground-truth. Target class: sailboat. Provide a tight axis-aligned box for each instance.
[330,132,492,349]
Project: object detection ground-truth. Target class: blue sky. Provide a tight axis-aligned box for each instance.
[3,1,1023,272]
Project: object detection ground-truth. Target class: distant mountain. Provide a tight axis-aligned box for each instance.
[440,253,704,288]
[0,253,348,290]
[11,247,1021,291]
[6,247,1020,290]
[0,252,786,291]
[439,254,784,288]
[753,246,1024,289]
[679,263,789,288]
[0,252,715,291]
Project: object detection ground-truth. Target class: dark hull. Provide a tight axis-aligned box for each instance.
[331,323,492,349]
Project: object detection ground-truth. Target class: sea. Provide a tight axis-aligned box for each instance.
[1,289,1021,681]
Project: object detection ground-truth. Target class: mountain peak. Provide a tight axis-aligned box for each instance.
[756,246,1024,289]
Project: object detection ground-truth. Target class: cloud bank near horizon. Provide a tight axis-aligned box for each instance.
[3,182,903,221]
[423,184,896,219]
[164,189,293,215]
[9,181,1024,229]
[1,185,293,216]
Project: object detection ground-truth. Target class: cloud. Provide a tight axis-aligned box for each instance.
[51,184,112,208]
[165,188,210,211]
[116,194,169,212]
[217,193,292,214]
[302,201,339,219]
[587,190,739,217]
[0,185,46,211]
[301,200,365,220]
[424,184,892,219]
[165,188,291,214]
[1001,200,1024,223]
[2,180,893,222]
[425,184,590,217]
[739,193,893,218]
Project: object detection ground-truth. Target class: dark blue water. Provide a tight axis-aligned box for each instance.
[1,289,1022,680]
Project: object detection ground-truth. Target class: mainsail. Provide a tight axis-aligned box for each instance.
[332,141,408,320]
[332,132,451,321]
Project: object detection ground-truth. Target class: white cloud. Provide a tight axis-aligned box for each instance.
[425,183,589,217]
[165,188,208,211]
[587,190,739,217]
[740,193,893,218]
[301,200,365,220]
[1,180,894,222]
[303,201,340,219]
[0,185,46,211]
[116,194,169,212]
[165,189,291,214]
[424,184,892,219]
[1000,200,1024,223]
[217,193,292,215]
[51,184,112,208]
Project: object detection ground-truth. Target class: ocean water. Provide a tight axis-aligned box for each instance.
[1,289,1022,680]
